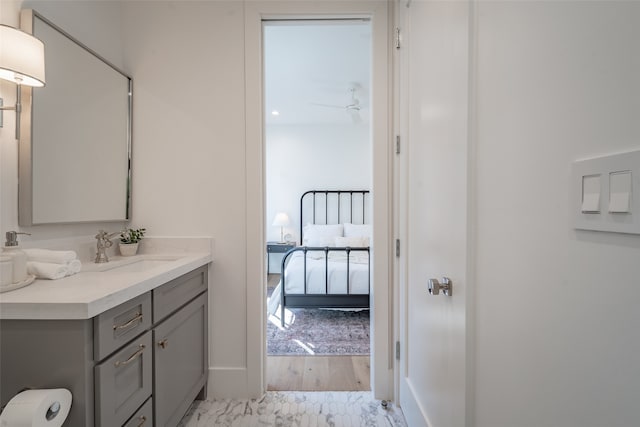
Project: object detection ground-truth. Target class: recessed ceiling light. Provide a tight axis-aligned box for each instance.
[271,110,280,116]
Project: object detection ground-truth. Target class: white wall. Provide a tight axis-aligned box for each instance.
[120,1,249,397]
[0,0,127,241]
[265,123,371,243]
[474,2,640,426]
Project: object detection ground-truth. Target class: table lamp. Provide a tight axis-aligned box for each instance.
[272,212,290,243]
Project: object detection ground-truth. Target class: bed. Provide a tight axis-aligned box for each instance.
[268,190,371,326]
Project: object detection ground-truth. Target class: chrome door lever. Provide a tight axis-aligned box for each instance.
[428,277,453,296]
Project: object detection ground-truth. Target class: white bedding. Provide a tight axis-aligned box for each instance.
[267,250,370,315]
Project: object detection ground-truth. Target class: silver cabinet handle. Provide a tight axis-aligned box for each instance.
[113,312,143,331]
[136,415,147,427]
[114,344,146,367]
[158,339,168,349]
[428,277,453,296]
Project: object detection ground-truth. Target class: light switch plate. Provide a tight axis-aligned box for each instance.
[572,150,640,234]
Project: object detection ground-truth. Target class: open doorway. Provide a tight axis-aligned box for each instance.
[263,19,373,392]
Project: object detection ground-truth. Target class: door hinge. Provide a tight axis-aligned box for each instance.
[394,27,401,49]
[395,239,400,257]
[395,135,401,154]
[396,341,401,360]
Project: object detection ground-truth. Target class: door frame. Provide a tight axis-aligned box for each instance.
[244,0,394,399]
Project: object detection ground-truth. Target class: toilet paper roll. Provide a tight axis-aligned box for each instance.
[0,388,72,427]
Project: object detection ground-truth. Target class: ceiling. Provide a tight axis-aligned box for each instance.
[264,20,372,126]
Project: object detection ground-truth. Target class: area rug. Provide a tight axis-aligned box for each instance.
[267,308,370,356]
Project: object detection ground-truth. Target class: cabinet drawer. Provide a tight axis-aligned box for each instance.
[122,397,153,427]
[95,331,152,427]
[153,265,207,322]
[154,292,208,427]
[94,292,152,361]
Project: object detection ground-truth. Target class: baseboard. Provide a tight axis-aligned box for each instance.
[208,367,250,398]
[400,378,431,427]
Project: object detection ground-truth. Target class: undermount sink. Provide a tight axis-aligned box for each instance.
[103,259,175,273]
[83,256,184,273]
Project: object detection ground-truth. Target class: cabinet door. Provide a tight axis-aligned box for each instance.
[153,292,208,427]
[95,331,152,427]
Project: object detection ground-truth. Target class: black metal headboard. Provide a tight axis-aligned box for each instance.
[299,190,370,242]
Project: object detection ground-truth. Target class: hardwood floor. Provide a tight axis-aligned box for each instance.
[267,273,280,288]
[267,355,370,391]
[266,274,370,392]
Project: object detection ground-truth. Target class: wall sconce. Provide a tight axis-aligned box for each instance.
[272,212,290,243]
[0,24,46,139]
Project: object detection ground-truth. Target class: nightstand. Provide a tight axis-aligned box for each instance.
[266,241,296,274]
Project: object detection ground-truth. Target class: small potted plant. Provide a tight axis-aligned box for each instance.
[119,227,146,256]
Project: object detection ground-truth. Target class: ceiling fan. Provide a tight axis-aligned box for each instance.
[310,86,364,123]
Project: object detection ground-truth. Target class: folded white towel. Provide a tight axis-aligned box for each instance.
[26,261,69,280]
[66,259,82,275]
[23,249,78,264]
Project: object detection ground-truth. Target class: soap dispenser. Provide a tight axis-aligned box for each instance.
[3,231,31,283]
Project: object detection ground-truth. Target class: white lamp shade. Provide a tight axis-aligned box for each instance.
[0,24,45,87]
[272,212,290,227]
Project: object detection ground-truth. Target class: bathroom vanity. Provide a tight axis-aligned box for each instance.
[0,252,211,427]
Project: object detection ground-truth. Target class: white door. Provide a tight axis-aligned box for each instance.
[397,1,472,426]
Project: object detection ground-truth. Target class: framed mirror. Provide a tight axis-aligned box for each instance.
[18,9,132,225]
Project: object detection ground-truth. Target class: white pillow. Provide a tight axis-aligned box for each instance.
[334,236,367,248]
[305,236,337,247]
[302,223,343,246]
[343,223,372,239]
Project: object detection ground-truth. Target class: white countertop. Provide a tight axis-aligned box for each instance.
[0,252,212,320]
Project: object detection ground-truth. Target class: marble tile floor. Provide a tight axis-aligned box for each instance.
[178,391,407,427]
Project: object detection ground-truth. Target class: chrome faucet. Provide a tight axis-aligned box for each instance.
[94,230,123,263]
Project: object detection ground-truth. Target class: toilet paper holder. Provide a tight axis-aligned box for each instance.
[45,401,61,421]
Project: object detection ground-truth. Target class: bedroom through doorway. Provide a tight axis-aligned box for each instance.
[263,19,373,392]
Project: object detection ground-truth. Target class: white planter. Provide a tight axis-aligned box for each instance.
[119,242,139,257]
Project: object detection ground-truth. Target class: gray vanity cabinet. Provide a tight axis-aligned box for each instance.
[153,292,208,426]
[0,264,209,427]
[151,266,208,427]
